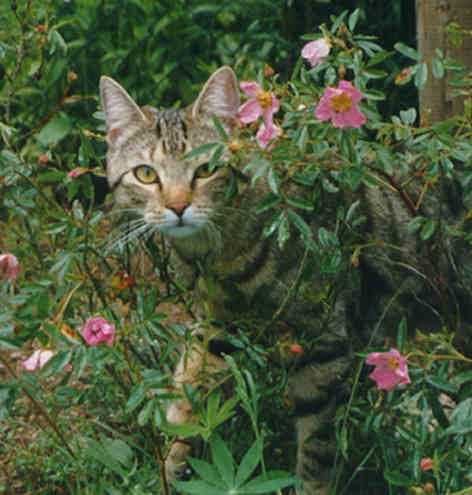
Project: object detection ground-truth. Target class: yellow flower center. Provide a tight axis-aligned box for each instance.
[330,92,353,113]
[388,357,399,371]
[257,91,273,109]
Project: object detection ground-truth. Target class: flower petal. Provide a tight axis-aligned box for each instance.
[238,99,263,124]
[239,81,263,97]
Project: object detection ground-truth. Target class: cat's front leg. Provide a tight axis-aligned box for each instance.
[165,327,228,481]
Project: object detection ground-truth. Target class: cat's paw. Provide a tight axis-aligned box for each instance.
[165,441,192,482]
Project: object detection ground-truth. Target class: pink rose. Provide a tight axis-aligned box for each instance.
[0,253,20,281]
[68,168,90,179]
[22,349,55,371]
[238,81,280,125]
[301,38,331,67]
[365,348,411,391]
[315,80,366,129]
[421,458,434,471]
[80,317,115,346]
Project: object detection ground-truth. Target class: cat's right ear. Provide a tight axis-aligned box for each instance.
[99,76,147,145]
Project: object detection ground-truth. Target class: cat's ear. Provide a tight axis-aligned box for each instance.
[100,76,147,144]
[191,66,240,125]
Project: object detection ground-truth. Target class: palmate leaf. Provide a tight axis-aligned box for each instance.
[235,439,260,487]
[173,480,224,495]
[211,433,235,486]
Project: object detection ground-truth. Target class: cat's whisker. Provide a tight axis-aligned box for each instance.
[106,221,151,253]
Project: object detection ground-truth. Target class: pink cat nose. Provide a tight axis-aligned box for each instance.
[166,201,190,217]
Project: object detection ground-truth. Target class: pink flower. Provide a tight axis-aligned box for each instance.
[68,168,90,179]
[238,82,279,125]
[256,119,281,150]
[80,317,115,346]
[22,349,55,371]
[365,348,411,391]
[38,155,49,164]
[289,344,303,356]
[301,38,330,67]
[315,80,366,129]
[0,253,20,281]
[421,458,434,471]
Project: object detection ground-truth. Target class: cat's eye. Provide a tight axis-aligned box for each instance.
[133,165,159,184]
[193,163,215,181]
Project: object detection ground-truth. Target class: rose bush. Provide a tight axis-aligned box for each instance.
[1,3,471,494]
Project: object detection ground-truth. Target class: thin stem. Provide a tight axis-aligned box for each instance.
[0,351,77,460]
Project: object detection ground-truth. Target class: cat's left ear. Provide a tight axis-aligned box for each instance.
[191,66,240,126]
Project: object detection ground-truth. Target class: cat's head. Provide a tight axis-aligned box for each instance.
[100,67,240,244]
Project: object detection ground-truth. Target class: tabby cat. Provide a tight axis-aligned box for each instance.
[100,67,472,494]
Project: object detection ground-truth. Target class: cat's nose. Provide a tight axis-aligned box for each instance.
[167,201,190,217]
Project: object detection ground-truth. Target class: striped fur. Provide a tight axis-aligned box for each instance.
[100,67,472,494]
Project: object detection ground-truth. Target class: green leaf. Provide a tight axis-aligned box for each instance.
[163,423,206,438]
[396,317,407,352]
[183,143,219,160]
[85,438,127,478]
[241,474,296,493]
[285,195,314,212]
[36,114,73,146]
[277,214,290,249]
[407,216,425,233]
[420,219,436,240]
[187,457,222,484]
[287,209,311,238]
[235,440,260,487]
[267,167,278,195]
[102,438,134,467]
[211,115,228,140]
[445,398,472,434]
[173,480,223,495]
[425,375,458,394]
[432,58,444,78]
[348,8,361,31]
[210,434,234,486]
[126,382,148,412]
[383,470,413,486]
[137,399,154,426]
[394,42,420,61]
[414,62,428,90]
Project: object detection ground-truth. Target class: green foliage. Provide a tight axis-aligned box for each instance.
[1,1,472,494]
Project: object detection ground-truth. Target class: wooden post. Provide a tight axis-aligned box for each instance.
[416,0,472,124]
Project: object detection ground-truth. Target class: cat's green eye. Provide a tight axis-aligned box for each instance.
[134,165,159,184]
[193,163,215,180]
